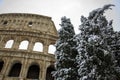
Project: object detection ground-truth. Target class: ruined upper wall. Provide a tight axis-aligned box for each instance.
[0,13,58,37]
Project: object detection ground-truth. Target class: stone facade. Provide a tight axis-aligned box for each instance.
[0,13,58,80]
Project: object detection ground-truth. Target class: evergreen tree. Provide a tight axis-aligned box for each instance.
[76,4,120,80]
[109,31,120,79]
[114,31,120,67]
[53,17,78,80]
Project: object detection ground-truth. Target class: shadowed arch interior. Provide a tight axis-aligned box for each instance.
[0,60,4,72]
[27,64,40,79]
[46,65,55,80]
[8,63,22,77]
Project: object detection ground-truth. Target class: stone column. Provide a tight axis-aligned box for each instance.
[28,38,34,52]
[41,60,47,80]
[43,39,49,54]
[12,37,20,50]
[3,57,12,77]
[0,36,5,49]
[20,57,28,79]
[43,43,49,54]
[0,57,10,79]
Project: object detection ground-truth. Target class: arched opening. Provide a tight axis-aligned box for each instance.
[0,60,4,72]
[28,21,33,27]
[33,42,43,52]
[27,65,40,79]
[46,65,55,80]
[19,40,29,50]
[3,21,8,25]
[48,45,56,54]
[5,40,14,48]
[8,63,22,77]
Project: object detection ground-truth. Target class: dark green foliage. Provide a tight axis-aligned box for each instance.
[53,17,78,80]
[76,4,120,80]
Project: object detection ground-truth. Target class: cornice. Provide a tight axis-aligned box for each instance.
[0,13,51,19]
[0,49,55,61]
[0,29,58,41]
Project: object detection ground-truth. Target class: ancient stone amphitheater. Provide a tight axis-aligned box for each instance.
[0,13,58,80]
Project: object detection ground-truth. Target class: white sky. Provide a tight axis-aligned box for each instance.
[0,0,120,34]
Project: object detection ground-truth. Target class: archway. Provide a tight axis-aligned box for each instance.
[8,63,22,77]
[5,40,14,48]
[48,45,56,54]
[19,40,29,50]
[27,64,40,79]
[0,60,4,72]
[33,42,43,52]
[46,65,55,80]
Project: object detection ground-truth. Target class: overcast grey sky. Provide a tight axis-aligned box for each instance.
[0,0,120,34]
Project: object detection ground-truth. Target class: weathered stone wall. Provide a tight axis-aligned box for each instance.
[0,13,58,80]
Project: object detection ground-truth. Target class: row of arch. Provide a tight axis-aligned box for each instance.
[0,60,55,79]
[0,20,48,27]
[0,13,49,20]
[4,40,56,54]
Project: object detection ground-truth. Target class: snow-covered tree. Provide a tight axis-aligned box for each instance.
[76,4,120,80]
[109,31,120,79]
[114,32,120,67]
[53,17,78,80]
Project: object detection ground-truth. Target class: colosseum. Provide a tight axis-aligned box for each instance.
[0,13,58,80]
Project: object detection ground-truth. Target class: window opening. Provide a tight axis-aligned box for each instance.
[19,40,29,50]
[33,42,43,52]
[3,21,8,25]
[28,22,33,27]
[5,40,14,48]
[48,45,56,54]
